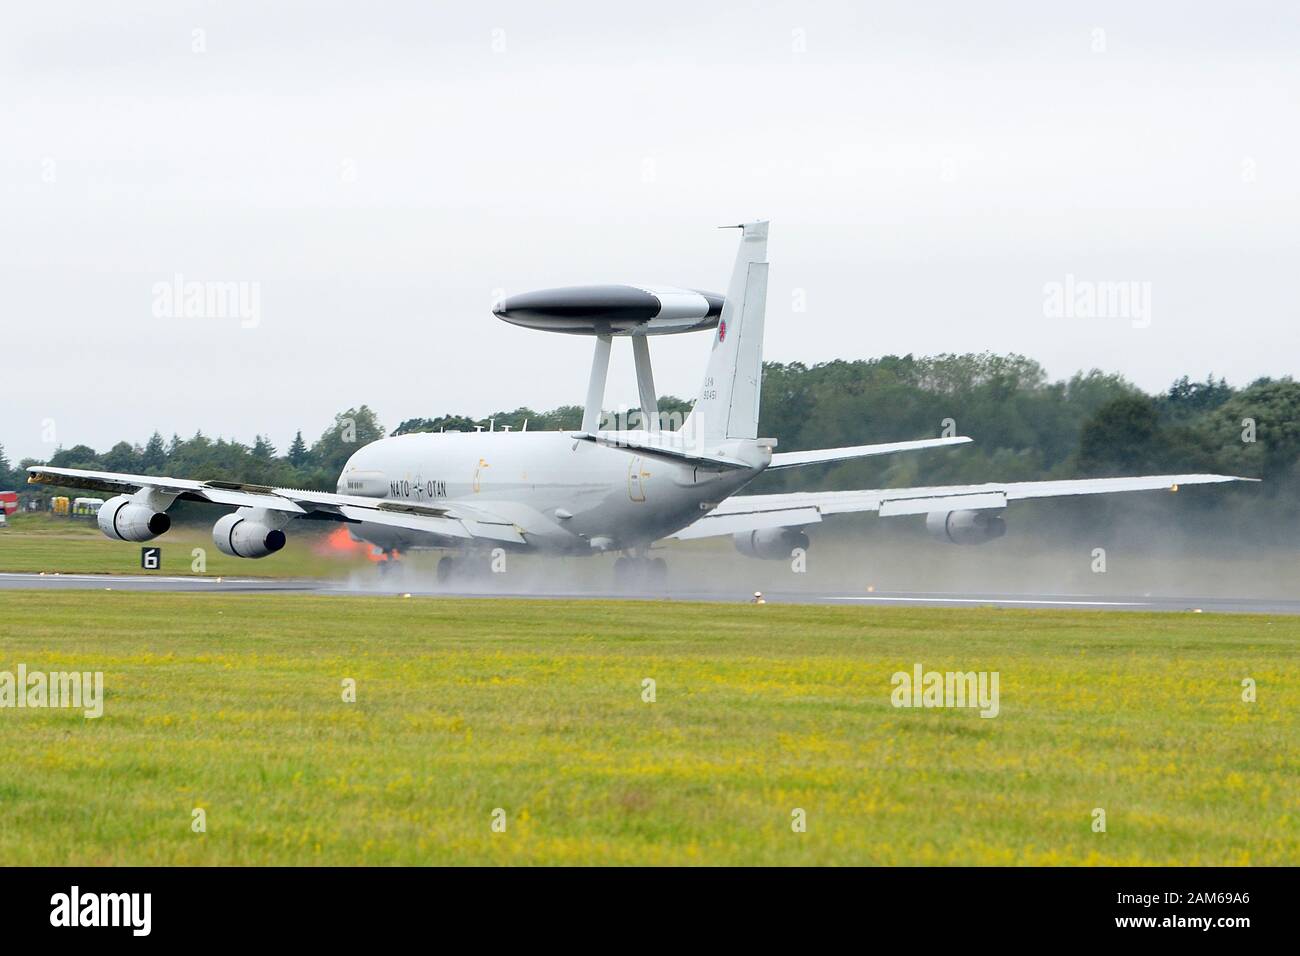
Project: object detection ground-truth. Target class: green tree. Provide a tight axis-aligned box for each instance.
[1160,374,1233,423]
[141,432,167,471]
[311,407,385,477]
[287,430,309,467]
[1199,378,1300,486]
[394,415,482,435]
[1077,395,1169,475]
[394,405,591,435]
[103,441,141,473]
[48,444,102,470]
[252,435,276,460]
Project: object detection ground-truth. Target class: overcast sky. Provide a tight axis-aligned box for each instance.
[3,0,1297,462]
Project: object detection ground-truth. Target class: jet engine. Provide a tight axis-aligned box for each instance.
[97,494,171,542]
[926,509,1006,545]
[213,512,287,558]
[733,526,811,560]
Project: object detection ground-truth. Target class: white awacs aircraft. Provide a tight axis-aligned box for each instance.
[28,221,1249,584]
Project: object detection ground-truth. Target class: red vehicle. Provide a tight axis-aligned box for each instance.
[0,491,18,516]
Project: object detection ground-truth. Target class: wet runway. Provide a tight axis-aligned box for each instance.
[1,571,1296,614]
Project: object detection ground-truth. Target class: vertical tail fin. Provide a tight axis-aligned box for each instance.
[684,220,769,442]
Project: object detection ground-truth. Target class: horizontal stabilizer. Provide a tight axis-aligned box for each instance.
[568,432,751,469]
[768,436,972,470]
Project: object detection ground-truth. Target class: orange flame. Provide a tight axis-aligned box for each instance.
[320,527,396,562]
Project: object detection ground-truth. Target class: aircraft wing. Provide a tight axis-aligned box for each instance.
[25,466,526,544]
[670,473,1254,540]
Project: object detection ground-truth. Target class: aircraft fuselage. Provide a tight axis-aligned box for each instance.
[338,431,765,555]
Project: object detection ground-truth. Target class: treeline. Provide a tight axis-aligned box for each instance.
[4,353,1296,517]
[754,354,1297,496]
[389,395,695,437]
[2,408,387,498]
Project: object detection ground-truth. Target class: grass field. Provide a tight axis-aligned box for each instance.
[0,514,368,578]
[0,590,1295,865]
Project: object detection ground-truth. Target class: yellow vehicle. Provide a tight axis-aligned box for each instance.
[72,497,104,517]
[51,496,70,516]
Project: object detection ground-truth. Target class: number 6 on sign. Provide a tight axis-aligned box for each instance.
[141,547,161,570]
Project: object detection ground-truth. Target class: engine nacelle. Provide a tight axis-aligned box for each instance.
[733,526,811,560]
[213,512,287,559]
[926,509,1007,545]
[97,494,171,542]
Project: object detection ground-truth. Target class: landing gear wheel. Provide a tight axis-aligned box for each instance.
[647,557,668,588]
[438,553,498,587]
[612,555,668,591]
[613,556,635,589]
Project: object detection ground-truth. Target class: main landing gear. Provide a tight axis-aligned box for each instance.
[613,553,668,590]
[436,553,497,585]
[436,555,462,584]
